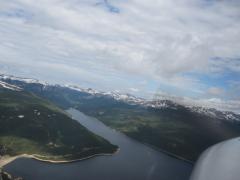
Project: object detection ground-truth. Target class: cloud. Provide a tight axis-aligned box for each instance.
[129,87,139,92]
[0,0,239,111]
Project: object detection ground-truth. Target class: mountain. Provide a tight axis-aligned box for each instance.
[0,80,117,161]
[1,74,240,161]
[1,74,239,122]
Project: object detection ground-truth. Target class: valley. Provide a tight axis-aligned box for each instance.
[3,109,192,180]
[1,75,240,162]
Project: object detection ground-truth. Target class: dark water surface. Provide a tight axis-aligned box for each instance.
[4,109,193,180]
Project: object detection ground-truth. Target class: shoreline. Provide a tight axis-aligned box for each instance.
[81,112,194,165]
[0,148,120,168]
[121,132,194,164]
[120,131,194,164]
[141,142,194,164]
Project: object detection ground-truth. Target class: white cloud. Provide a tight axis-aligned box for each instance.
[0,0,239,110]
[129,87,139,92]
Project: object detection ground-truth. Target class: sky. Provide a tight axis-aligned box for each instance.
[0,0,240,112]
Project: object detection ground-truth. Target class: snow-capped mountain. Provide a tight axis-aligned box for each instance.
[65,85,181,109]
[65,84,146,105]
[65,85,101,95]
[0,74,48,86]
[0,74,239,121]
[187,106,240,121]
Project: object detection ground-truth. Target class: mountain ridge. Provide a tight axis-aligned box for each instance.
[1,74,239,122]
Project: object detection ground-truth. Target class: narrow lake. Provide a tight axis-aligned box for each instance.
[4,109,193,180]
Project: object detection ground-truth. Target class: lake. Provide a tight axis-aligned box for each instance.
[4,109,193,180]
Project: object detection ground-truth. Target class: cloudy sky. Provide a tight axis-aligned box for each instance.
[0,0,240,112]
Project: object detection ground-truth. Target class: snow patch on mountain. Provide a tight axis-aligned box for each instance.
[0,80,22,91]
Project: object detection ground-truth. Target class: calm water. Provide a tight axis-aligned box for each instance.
[4,109,193,180]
